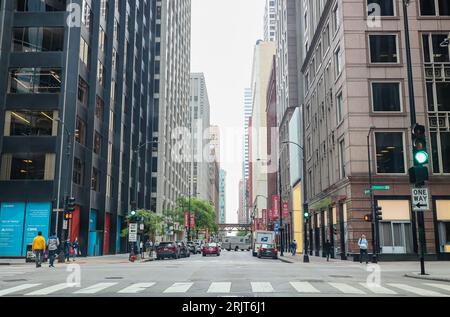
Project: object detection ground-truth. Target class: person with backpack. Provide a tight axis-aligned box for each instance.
[47,233,60,268]
[72,238,80,261]
[64,239,71,262]
[358,234,369,264]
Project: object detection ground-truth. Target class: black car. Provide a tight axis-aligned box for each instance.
[257,243,278,259]
[177,241,191,258]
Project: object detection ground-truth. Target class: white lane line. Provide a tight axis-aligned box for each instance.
[359,283,397,295]
[251,282,274,293]
[118,283,156,294]
[163,282,194,293]
[388,283,448,297]
[74,283,118,294]
[290,282,320,293]
[207,282,231,293]
[26,283,75,296]
[424,283,450,292]
[329,283,366,295]
[0,284,41,296]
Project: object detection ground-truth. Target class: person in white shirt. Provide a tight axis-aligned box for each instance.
[358,234,369,264]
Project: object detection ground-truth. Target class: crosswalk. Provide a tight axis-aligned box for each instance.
[0,281,449,297]
[0,266,35,280]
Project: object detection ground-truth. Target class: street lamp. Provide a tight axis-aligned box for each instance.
[282,141,309,263]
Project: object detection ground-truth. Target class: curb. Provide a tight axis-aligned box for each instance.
[405,273,450,283]
[278,257,295,264]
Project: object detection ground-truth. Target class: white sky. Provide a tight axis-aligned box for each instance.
[191,0,266,223]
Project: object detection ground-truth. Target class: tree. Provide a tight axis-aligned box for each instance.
[120,209,164,243]
[176,197,219,238]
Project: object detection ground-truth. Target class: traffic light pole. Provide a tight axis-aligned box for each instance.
[403,0,426,275]
[278,157,284,257]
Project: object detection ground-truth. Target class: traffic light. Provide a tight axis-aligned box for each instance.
[67,197,76,213]
[364,214,372,222]
[375,206,382,221]
[409,165,429,186]
[304,210,310,222]
[129,201,137,222]
[64,212,73,220]
[412,124,429,166]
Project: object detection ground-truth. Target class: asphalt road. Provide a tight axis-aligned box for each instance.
[0,250,449,297]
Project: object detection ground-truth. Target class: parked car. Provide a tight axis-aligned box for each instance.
[177,241,190,258]
[156,242,180,260]
[187,241,200,254]
[257,243,278,259]
[202,242,221,257]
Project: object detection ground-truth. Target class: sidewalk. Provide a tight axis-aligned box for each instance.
[279,253,345,264]
[405,272,450,283]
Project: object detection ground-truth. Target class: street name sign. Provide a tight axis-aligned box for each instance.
[129,223,138,242]
[412,188,429,211]
[372,185,390,190]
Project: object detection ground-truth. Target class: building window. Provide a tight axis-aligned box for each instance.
[332,2,341,34]
[91,167,100,192]
[16,0,67,11]
[339,139,346,179]
[81,0,93,32]
[7,110,54,136]
[334,46,342,77]
[371,82,402,112]
[436,201,450,253]
[12,27,64,52]
[375,132,405,174]
[422,33,450,63]
[336,92,344,123]
[9,68,61,93]
[75,117,86,146]
[420,0,450,16]
[9,153,46,180]
[97,61,105,87]
[431,131,450,174]
[94,131,102,155]
[369,34,399,63]
[77,76,89,107]
[367,0,395,16]
[95,96,104,120]
[79,37,90,67]
[73,157,84,186]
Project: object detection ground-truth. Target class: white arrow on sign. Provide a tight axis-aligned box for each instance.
[412,188,430,211]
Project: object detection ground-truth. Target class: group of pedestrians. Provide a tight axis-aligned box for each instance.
[32,231,80,268]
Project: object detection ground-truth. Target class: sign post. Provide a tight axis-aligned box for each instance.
[129,223,138,242]
[412,188,429,211]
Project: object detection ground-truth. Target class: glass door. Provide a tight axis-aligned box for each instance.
[380,222,413,254]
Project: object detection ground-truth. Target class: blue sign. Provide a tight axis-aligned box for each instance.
[274,223,279,234]
[116,216,122,254]
[0,202,26,256]
[22,202,51,256]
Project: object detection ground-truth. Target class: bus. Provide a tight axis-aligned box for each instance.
[252,231,276,257]
[222,236,251,251]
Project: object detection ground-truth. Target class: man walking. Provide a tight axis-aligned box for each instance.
[140,241,145,259]
[64,239,71,262]
[32,232,46,268]
[291,240,297,256]
[324,239,332,262]
[358,234,369,264]
[47,233,60,268]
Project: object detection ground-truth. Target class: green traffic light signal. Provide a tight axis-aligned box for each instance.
[414,151,429,165]
[412,124,429,166]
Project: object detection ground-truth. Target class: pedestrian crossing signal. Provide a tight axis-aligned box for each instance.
[364,214,372,222]
[64,212,73,220]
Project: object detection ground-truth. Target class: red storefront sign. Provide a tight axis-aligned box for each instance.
[190,214,196,228]
[184,210,189,228]
[272,195,280,218]
[282,201,289,218]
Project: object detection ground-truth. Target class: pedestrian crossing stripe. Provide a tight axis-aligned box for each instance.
[0,281,449,296]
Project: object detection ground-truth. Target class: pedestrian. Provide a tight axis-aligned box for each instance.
[324,239,332,262]
[64,239,71,262]
[358,234,369,264]
[32,231,46,268]
[72,238,80,261]
[140,241,144,259]
[292,240,297,256]
[47,233,60,268]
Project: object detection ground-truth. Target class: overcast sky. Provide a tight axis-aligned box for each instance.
[191,0,266,223]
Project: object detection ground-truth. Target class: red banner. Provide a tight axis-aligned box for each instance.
[268,209,273,221]
[262,209,267,228]
[272,195,280,218]
[190,214,195,228]
[184,210,189,228]
[282,201,289,218]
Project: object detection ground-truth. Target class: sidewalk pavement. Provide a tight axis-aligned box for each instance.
[404,272,450,283]
[279,253,341,264]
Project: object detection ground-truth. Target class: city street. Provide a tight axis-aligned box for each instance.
[1,251,450,297]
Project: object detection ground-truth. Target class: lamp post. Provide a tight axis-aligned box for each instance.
[367,127,378,263]
[282,141,309,263]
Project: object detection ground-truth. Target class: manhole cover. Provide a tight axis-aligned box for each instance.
[329,275,352,278]
[4,279,27,282]
[105,277,123,280]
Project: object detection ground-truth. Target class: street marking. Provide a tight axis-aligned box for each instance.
[26,283,74,296]
[423,283,450,293]
[290,282,320,293]
[388,283,448,297]
[74,283,118,294]
[0,284,41,296]
[163,282,193,293]
[359,283,397,295]
[207,282,231,293]
[329,283,366,294]
[251,282,274,293]
[118,283,156,294]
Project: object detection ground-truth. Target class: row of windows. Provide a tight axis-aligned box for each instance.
[16,0,67,12]
[367,0,450,17]
[12,27,64,52]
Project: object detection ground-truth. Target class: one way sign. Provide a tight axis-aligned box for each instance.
[412,188,430,211]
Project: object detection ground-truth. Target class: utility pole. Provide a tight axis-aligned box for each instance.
[278,157,284,256]
[367,127,378,263]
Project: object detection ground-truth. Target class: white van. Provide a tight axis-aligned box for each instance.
[252,231,276,257]
[222,236,251,251]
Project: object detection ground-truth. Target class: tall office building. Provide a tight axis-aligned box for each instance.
[152,0,191,221]
[264,0,277,42]
[0,0,157,257]
[189,73,211,202]
[242,88,252,223]
[219,169,226,224]
[299,0,450,261]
